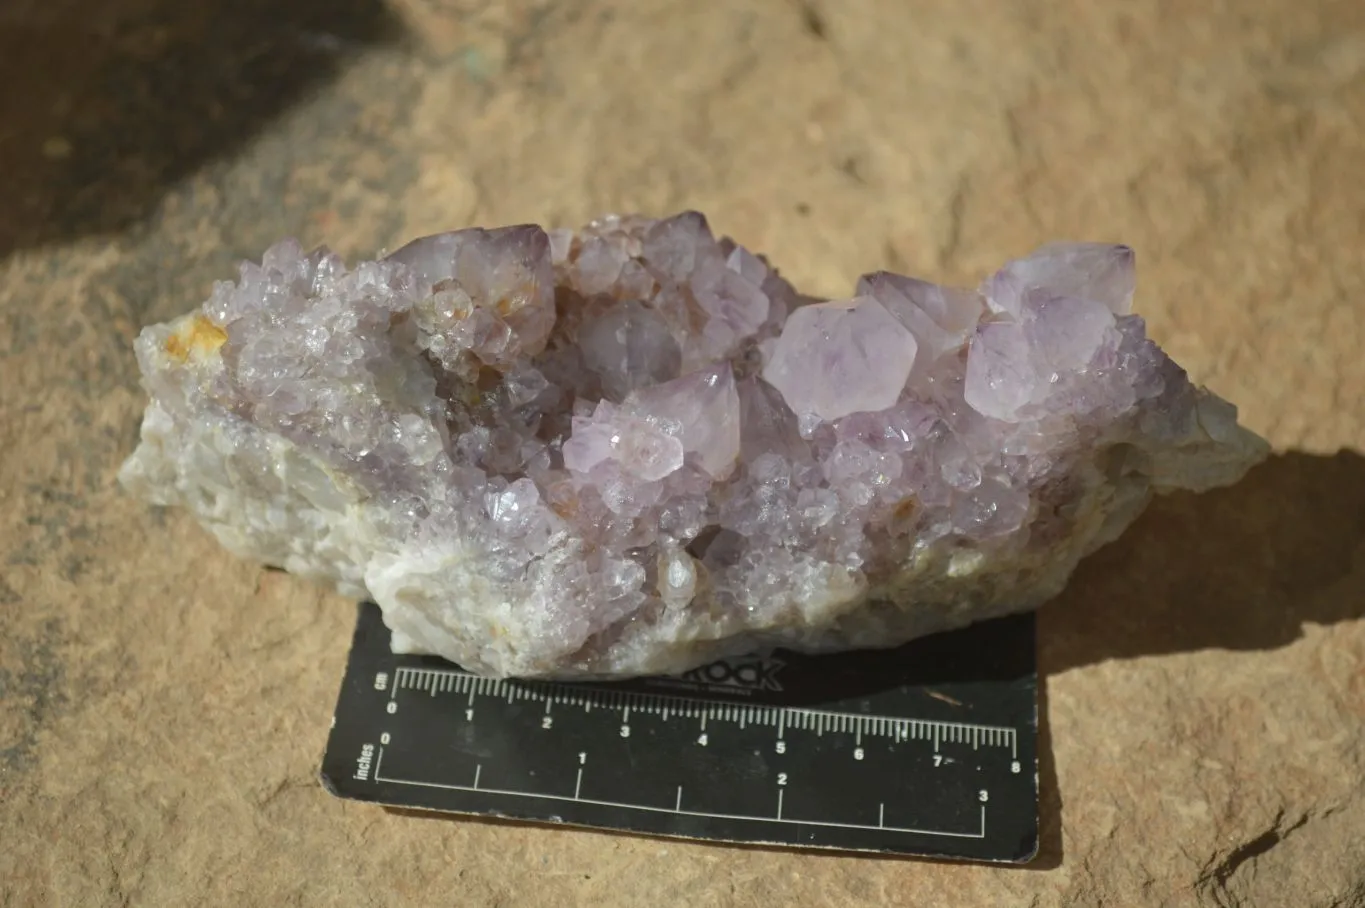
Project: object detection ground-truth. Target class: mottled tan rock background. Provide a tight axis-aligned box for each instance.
[2,0,1363,905]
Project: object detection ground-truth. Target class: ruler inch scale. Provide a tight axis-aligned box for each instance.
[321,602,1039,863]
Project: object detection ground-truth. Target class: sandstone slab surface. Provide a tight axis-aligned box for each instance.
[2,0,1362,905]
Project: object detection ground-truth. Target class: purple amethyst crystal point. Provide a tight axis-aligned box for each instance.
[985,242,1136,317]
[857,271,982,388]
[628,363,742,479]
[762,297,918,423]
[388,225,557,375]
[120,216,1269,678]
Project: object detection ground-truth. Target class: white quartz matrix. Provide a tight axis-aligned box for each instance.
[119,212,1269,677]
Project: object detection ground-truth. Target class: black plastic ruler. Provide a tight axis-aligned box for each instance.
[321,602,1038,863]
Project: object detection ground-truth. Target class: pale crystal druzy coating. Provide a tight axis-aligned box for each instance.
[119,212,1268,677]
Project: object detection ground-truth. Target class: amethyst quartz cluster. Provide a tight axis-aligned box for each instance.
[119,212,1268,677]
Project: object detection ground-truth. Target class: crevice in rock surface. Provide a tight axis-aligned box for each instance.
[1196,806,1352,908]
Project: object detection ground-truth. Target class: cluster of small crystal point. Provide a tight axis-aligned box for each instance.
[119,212,1268,677]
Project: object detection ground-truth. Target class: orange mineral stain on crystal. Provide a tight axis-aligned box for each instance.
[165,315,227,363]
[549,492,579,520]
[546,480,579,519]
[892,496,919,521]
[495,289,534,317]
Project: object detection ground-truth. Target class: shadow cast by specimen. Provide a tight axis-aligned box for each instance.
[1040,450,1365,674]
[0,0,402,259]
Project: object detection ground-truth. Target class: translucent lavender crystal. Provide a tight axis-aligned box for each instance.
[984,241,1136,317]
[119,212,1269,678]
[762,297,918,423]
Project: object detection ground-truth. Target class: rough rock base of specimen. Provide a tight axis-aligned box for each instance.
[118,213,1269,678]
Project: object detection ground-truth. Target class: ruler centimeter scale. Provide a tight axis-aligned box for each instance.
[322,602,1040,863]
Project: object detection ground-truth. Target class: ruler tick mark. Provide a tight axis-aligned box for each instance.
[879,802,885,828]
[383,665,1018,741]
[777,788,784,820]
[473,764,481,789]
[675,786,682,811]
[574,768,583,800]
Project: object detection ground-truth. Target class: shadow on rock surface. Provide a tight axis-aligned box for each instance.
[1041,450,1365,674]
[0,0,402,259]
